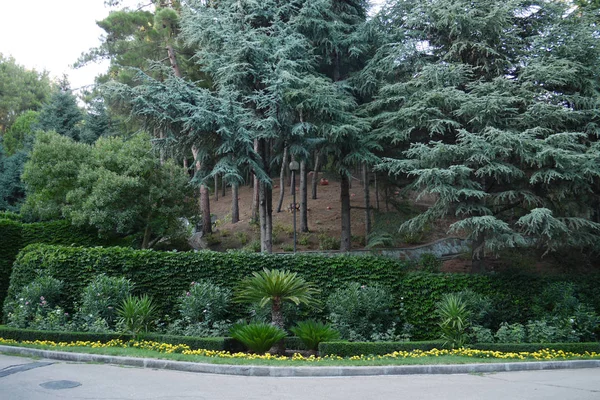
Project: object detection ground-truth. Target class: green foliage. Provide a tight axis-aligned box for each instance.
[469,326,494,344]
[77,274,133,330]
[0,144,28,212]
[417,253,442,273]
[290,320,340,351]
[4,275,63,329]
[437,293,471,348]
[229,322,286,354]
[37,77,83,141]
[0,326,239,351]
[372,0,600,259]
[117,294,158,339]
[0,54,51,132]
[318,341,445,357]
[495,322,526,344]
[318,233,340,250]
[468,342,600,354]
[235,268,321,329]
[2,111,39,156]
[327,282,398,341]
[6,244,600,340]
[169,280,232,336]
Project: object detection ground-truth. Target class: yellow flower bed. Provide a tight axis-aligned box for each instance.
[0,337,598,363]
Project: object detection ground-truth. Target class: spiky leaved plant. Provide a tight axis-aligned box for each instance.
[437,293,471,349]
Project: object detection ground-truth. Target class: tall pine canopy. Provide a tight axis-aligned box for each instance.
[369,0,600,269]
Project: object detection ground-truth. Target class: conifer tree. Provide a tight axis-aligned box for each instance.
[369,0,600,270]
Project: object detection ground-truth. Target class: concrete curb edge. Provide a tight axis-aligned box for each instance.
[1,345,599,377]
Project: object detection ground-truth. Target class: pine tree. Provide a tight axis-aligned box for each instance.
[370,0,600,270]
[37,77,83,141]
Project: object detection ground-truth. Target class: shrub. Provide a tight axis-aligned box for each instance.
[318,233,340,250]
[4,275,64,329]
[437,293,470,348]
[418,253,442,273]
[290,320,340,351]
[526,319,557,343]
[318,340,445,357]
[495,322,526,343]
[169,280,232,337]
[469,325,494,344]
[77,274,133,330]
[229,322,286,354]
[117,294,158,339]
[327,282,398,341]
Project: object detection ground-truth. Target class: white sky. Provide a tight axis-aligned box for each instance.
[0,0,141,92]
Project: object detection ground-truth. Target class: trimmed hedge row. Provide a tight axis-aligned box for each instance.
[5,244,410,323]
[0,326,305,353]
[0,326,235,351]
[318,341,445,357]
[468,342,600,354]
[5,244,600,340]
[0,218,123,319]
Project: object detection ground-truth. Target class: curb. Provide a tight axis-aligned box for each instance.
[1,345,599,377]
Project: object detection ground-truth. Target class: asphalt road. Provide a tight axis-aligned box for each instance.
[1,354,599,400]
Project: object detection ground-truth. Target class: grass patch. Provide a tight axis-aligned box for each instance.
[1,338,598,367]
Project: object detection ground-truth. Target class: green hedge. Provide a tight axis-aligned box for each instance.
[5,244,410,324]
[0,326,236,351]
[5,244,600,340]
[0,326,302,353]
[468,342,600,354]
[0,219,121,319]
[318,341,445,357]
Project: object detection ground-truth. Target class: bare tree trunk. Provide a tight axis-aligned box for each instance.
[311,150,320,200]
[471,231,486,273]
[166,45,182,77]
[231,183,239,223]
[363,163,371,239]
[374,172,380,211]
[340,173,352,251]
[270,300,285,354]
[222,175,226,197]
[258,139,273,253]
[141,224,152,249]
[214,174,219,201]
[276,146,288,213]
[251,139,259,223]
[183,157,188,173]
[192,146,212,235]
[300,160,308,232]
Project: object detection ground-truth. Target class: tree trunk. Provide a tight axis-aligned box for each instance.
[192,146,212,235]
[214,174,219,201]
[471,231,485,273]
[258,139,273,253]
[231,183,239,223]
[374,172,380,211]
[300,160,308,232]
[251,140,259,223]
[269,299,285,354]
[276,146,288,213]
[340,173,352,251]
[166,44,182,77]
[141,224,152,249]
[183,157,188,173]
[222,175,226,197]
[311,150,320,200]
[363,163,371,239]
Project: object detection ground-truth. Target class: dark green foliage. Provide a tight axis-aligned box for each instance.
[290,320,340,351]
[5,244,600,339]
[0,219,121,321]
[4,275,64,329]
[229,322,287,354]
[468,342,600,354]
[78,275,133,329]
[437,293,470,348]
[36,78,83,141]
[0,326,238,351]
[318,341,445,357]
[327,282,398,341]
[0,145,28,212]
[117,294,158,339]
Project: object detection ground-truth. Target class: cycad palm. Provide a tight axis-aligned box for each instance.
[236,268,321,329]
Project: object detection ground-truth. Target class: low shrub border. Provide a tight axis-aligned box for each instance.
[0,326,308,353]
[318,340,445,357]
[469,342,600,354]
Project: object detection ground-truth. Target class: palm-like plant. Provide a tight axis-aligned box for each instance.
[437,293,471,348]
[230,322,287,355]
[117,294,158,340]
[236,268,321,329]
[290,320,340,353]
